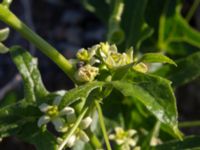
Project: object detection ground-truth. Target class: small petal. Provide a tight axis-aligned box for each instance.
[79,130,90,142]
[56,90,66,96]
[121,144,130,150]
[60,106,75,116]
[127,129,137,137]
[115,127,124,134]
[67,135,76,148]
[53,96,62,106]
[127,138,137,147]
[37,115,50,127]
[39,103,51,112]
[108,134,116,140]
[52,117,64,132]
[79,117,92,129]
[57,137,63,144]
[133,146,141,150]
[116,139,125,145]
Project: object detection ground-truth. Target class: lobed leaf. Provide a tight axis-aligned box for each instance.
[10,46,48,102]
[111,71,181,138]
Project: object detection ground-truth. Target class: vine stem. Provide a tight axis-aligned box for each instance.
[179,121,200,128]
[58,107,88,150]
[186,0,200,22]
[95,100,112,150]
[0,4,75,81]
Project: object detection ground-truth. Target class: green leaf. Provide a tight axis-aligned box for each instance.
[0,42,9,54]
[81,0,153,51]
[2,0,13,8]
[112,62,134,80]
[150,136,200,150]
[59,81,105,109]
[143,0,200,57]
[111,71,181,138]
[18,123,58,150]
[0,27,9,42]
[0,99,40,138]
[155,52,200,87]
[140,53,176,66]
[10,46,48,102]
[0,96,59,149]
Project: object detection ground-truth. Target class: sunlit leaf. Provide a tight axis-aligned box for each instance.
[59,81,105,109]
[111,71,182,138]
[140,53,176,66]
[10,46,48,102]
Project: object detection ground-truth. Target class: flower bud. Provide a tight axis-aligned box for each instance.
[67,135,76,148]
[79,117,92,129]
[75,64,99,82]
[76,48,90,62]
[133,62,148,73]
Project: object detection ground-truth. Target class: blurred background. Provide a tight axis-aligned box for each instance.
[0,0,200,149]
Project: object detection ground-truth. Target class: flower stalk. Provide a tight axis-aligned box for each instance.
[95,100,112,150]
[58,107,89,150]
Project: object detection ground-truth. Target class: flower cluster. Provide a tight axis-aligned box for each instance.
[37,95,92,148]
[74,42,148,82]
[109,127,140,150]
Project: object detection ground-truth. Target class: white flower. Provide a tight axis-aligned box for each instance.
[60,116,93,148]
[109,127,138,150]
[37,95,74,132]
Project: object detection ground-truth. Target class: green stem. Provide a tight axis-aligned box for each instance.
[0,4,75,81]
[95,100,112,150]
[186,0,200,22]
[87,130,102,149]
[58,107,88,150]
[179,121,200,128]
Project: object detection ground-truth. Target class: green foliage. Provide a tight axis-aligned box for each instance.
[139,53,177,66]
[0,27,9,53]
[111,71,181,138]
[0,0,200,149]
[151,136,200,150]
[155,52,200,87]
[10,46,48,102]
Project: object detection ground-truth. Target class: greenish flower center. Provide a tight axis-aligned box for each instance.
[47,105,59,117]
